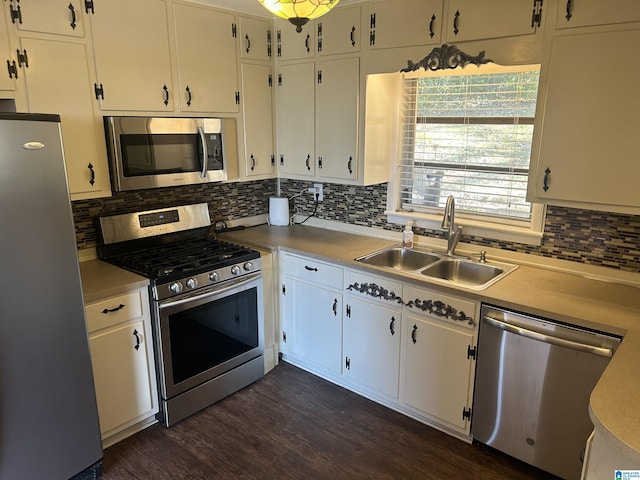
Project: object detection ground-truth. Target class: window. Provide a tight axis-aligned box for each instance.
[386,63,545,245]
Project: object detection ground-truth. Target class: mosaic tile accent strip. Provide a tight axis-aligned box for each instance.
[73,177,640,273]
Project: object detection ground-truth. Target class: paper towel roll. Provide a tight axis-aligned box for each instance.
[269,196,289,226]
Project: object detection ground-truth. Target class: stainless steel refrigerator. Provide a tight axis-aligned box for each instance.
[0,113,103,479]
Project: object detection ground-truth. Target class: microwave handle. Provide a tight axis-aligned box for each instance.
[197,126,208,178]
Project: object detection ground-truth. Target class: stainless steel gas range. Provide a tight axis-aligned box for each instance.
[98,203,264,426]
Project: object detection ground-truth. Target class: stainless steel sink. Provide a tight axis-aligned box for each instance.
[356,247,440,271]
[421,258,505,286]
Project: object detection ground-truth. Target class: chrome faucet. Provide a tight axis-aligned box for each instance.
[442,195,463,256]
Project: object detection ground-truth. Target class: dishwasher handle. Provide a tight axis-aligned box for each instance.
[483,315,614,358]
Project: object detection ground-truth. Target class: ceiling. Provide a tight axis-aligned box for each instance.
[194,0,364,18]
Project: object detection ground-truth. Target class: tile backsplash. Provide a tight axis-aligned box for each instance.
[72,178,640,274]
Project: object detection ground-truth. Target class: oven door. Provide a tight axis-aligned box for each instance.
[154,272,264,401]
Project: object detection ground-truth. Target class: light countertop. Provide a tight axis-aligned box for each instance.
[79,259,149,304]
[217,223,640,463]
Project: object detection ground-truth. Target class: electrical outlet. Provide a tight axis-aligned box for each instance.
[313,183,323,202]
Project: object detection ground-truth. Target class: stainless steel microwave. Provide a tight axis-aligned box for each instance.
[104,116,237,192]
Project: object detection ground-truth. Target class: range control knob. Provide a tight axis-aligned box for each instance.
[169,282,183,294]
[243,262,254,271]
[186,278,197,289]
[230,265,241,276]
[209,271,220,282]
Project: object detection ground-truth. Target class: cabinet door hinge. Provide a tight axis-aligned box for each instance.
[462,407,472,421]
[84,0,94,14]
[282,331,287,343]
[271,154,275,166]
[267,29,272,57]
[268,74,273,87]
[232,23,237,38]
[278,73,283,86]
[94,83,104,100]
[531,0,543,28]
[345,357,350,370]
[346,304,351,317]
[10,2,22,24]
[6,59,18,79]
[318,156,323,169]
[16,49,28,68]
[467,345,477,360]
[317,70,322,84]
[281,283,286,295]
[235,91,240,104]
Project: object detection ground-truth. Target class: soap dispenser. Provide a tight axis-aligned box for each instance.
[402,221,415,249]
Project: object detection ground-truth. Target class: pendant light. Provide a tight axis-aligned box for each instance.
[258,0,340,33]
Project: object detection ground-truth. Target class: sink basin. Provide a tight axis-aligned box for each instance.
[356,247,440,271]
[421,258,507,287]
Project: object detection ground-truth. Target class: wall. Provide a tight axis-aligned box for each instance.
[74,178,640,274]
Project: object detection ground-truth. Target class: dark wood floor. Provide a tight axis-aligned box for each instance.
[102,362,559,480]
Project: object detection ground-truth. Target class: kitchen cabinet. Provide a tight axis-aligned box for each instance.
[89,0,174,111]
[445,0,543,42]
[368,0,443,50]
[527,25,640,213]
[316,56,359,181]
[275,18,314,60]
[0,5,16,94]
[7,0,85,37]
[316,5,360,55]
[239,16,272,62]
[85,287,158,448]
[403,286,477,432]
[241,63,275,178]
[280,253,343,376]
[556,0,640,29]
[343,270,403,398]
[173,2,239,113]
[276,62,315,177]
[15,36,111,199]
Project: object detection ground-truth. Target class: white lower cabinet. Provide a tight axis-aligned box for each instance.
[85,287,158,447]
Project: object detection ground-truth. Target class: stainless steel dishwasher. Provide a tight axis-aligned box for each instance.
[472,305,620,480]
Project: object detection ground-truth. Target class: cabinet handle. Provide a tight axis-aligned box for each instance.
[101,303,125,314]
[332,298,338,316]
[543,167,551,192]
[133,329,141,351]
[389,316,395,336]
[245,34,251,54]
[347,156,353,175]
[429,14,436,38]
[304,265,318,272]
[350,26,356,47]
[565,0,573,20]
[69,3,77,30]
[453,10,460,36]
[162,84,169,106]
[411,324,418,344]
[306,154,311,171]
[305,34,310,53]
[88,163,95,186]
[185,85,192,107]
[250,154,256,171]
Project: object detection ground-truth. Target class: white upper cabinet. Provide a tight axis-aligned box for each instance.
[275,18,315,61]
[556,0,640,29]
[89,0,174,111]
[369,0,443,50]
[0,5,16,93]
[316,5,361,55]
[239,16,272,62]
[7,0,85,37]
[527,26,640,213]
[173,2,239,113]
[445,0,542,42]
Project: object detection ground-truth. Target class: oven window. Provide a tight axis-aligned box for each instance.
[168,287,259,384]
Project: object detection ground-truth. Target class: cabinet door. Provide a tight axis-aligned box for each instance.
[445,0,537,42]
[317,6,360,55]
[18,36,111,199]
[404,314,474,430]
[344,296,400,398]
[90,320,155,436]
[316,57,358,181]
[90,0,173,111]
[282,277,343,375]
[557,0,640,29]
[369,0,443,49]
[240,16,272,61]
[10,0,85,37]
[241,63,275,177]
[0,5,16,93]
[275,18,314,60]
[173,3,238,113]
[276,62,315,176]
[528,28,640,210]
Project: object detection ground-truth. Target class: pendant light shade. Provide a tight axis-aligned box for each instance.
[258,0,340,32]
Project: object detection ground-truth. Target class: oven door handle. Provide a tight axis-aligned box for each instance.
[198,125,208,178]
[158,272,261,310]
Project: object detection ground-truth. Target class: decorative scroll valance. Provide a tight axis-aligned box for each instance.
[401,44,492,73]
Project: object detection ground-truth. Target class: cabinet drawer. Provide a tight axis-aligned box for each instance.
[405,286,477,329]
[86,290,144,332]
[281,253,343,289]
[345,269,404,308]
